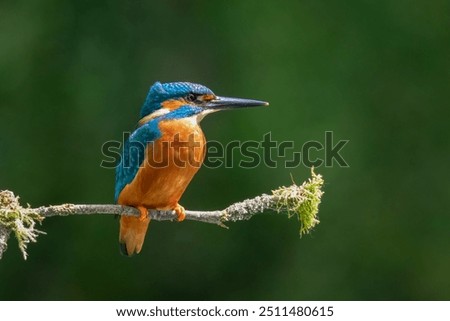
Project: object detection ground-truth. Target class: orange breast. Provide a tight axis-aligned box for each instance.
[117,117,206,209]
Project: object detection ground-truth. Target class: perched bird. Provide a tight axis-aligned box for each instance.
[115,81,268,256]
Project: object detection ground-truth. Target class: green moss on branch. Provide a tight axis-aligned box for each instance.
[273,168,324,235]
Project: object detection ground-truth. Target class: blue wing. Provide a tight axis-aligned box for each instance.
[114,120,161,202]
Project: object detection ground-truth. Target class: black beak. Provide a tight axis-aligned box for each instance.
[205,96,269,110]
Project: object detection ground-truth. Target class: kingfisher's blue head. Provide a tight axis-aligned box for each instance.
[138,81,268,125]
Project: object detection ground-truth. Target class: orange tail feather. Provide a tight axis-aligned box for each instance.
[119,216,151,256]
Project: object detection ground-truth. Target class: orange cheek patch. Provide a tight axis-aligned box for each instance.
[201,94,215,101]
[162,99,185,110]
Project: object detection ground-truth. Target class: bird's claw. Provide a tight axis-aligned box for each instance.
[137,206,149,222]
[174,204,186,222]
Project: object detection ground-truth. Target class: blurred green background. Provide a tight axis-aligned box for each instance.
[1,0,449,300]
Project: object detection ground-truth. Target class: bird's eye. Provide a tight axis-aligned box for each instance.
[186,93,197,102]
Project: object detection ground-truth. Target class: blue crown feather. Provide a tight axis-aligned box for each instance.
[140,81,214,118]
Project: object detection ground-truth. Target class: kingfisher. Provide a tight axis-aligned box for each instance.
[115,81,268,256]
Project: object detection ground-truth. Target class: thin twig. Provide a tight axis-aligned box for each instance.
[35,204,225,224]
[33,193,278,225]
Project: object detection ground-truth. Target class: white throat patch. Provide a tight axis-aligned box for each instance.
[196,109,218,123]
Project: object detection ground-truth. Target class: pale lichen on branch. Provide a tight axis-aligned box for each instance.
[0,190,45,259]
[0,168,324,260]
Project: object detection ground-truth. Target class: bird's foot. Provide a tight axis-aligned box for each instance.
[137,206,149,222]
[174,204,186,222]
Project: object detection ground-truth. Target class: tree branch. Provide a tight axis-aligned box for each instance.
[0,225,10,260]
[0,168,324,260]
